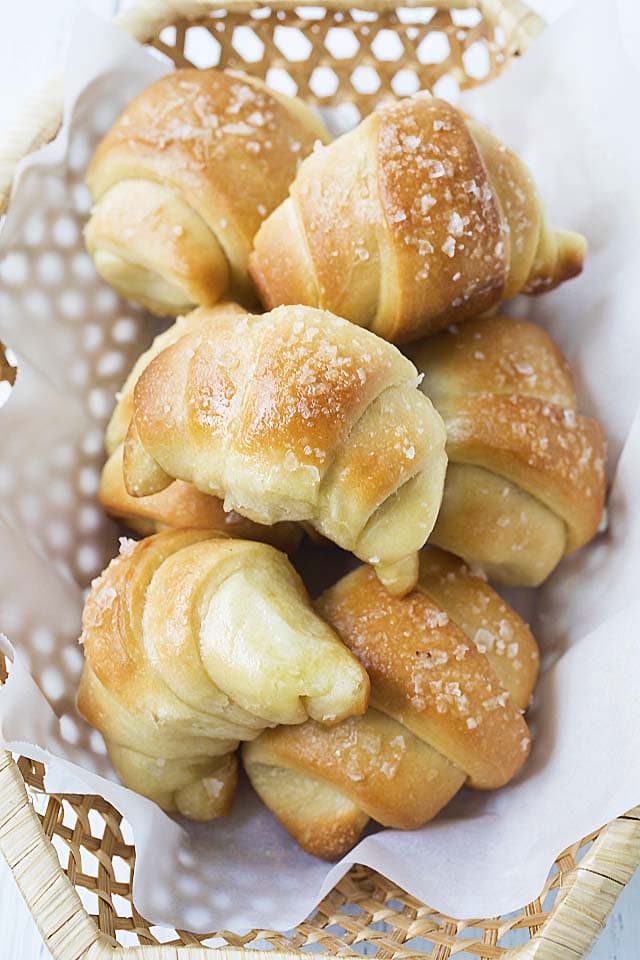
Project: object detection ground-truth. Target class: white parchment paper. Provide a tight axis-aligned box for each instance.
[0,0,639,933]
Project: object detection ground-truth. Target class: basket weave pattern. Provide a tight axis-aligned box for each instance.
[0,3,639,958]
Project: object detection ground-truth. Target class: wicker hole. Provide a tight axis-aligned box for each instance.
[79,843,100,880]
[159,25,176,46]
[77,503,102,535]
[82,323,104,354]
[94,285,120,314]
[68,132,91,174]
[462,41,491,81]
[371,29,404,62]
[31,625,55,654]
[184,25,221,68]
[87,386,113,422]
[310,66,340,97]
[116,930,141,948]
[111,316,139,344]
[451,8,482,28]
[62,644,83,674]
[96,350,125,379]
[36,250,65,285]
[70,249,95,281]
[42,666,65,701]
[89,728,108,755]
[49,476,75,508]
[59,289,85,321]
[112,854,132,884]
[391,69,420,96]
[23,289,49,320]
[350,9,378,23]
[23,214,46,246]
[324,27,359,60]
[78,463,100,497]
[0,251,28,285]
[350,65,381,95]
[200,936,228,948]
[75,542,102,579]
[295,6,326,21]
[114,893,134,919]
[432,73,460,103]
[396,7,437,25]
[52,214,80,248]
[50,831,72,869]
[274,25,313,61]
[87,808,106,839]
[417,30,450,64]
[18,492,42,525]
[264,67,298,97]
[45,520,73,551]
[232,26,265,64]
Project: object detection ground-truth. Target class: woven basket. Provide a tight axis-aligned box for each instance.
[1,2,639,958]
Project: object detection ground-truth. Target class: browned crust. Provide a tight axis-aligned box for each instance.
[317,556,533,790]
[87,68,328,295]
[443,394,606,552]
[411,315,607,563]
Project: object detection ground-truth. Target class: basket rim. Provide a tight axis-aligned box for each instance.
[0,0,545,218]
[1,1,638,958]
[2,746,640,960]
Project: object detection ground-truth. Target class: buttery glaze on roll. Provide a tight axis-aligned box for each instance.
[85,68,329,315]
[249,96,586,343]
[121,305,448,595]
[408,315,607,585]
[100,301,301,553]
[243,549,539,859]
[77,530,369,820]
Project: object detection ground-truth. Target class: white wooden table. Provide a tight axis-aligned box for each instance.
[0,1,637,957]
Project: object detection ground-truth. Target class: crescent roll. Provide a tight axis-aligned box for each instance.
[249,96,586,343]
[100,301,301,553]
[243,549,539,859]
[121,305,448,595]
[85,68,329,316]
[78,530,369,819]
[408,315,607,585]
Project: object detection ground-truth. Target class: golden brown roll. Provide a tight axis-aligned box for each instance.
[121,304,448,595]
[85,68,329,316]
[249,96,586,343]
[78,530,369,820]
[408,315,607,585]
[100,301,301,553]
[243,549,539,859]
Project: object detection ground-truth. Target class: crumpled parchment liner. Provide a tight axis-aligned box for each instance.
[1,0,640,934]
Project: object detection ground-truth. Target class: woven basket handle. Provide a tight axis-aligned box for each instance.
[0,0,543,217]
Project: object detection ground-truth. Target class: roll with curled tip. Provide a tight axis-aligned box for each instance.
[99,301,302,553]
[121,304,448,595]
[249,96,586,343]
[77,530,370,820]
[84,68,329,316]
[243,549,539,860]
[408,315,607,586]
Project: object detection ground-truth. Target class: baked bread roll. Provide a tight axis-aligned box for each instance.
[121,304,448,595]
[85,68,329,316]
[249,96,586,343]
[408,315,607,585]
[100,302,301,553]
[78,530,369,820]
[243,549,539,859]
